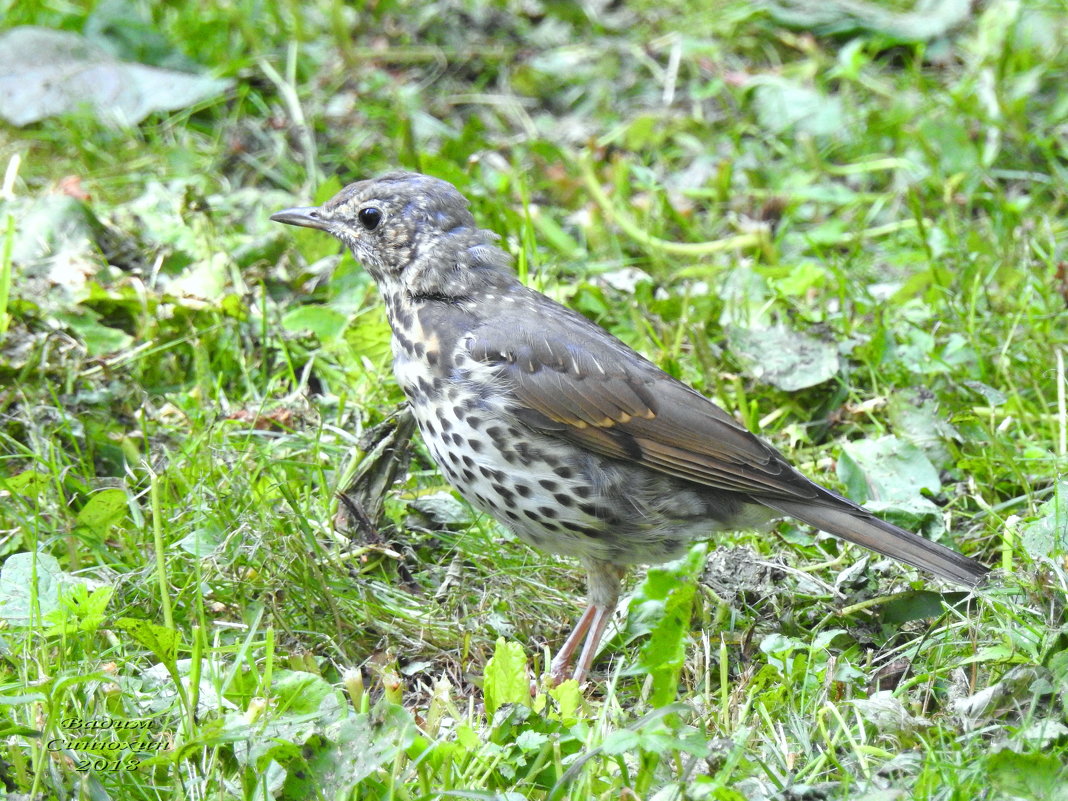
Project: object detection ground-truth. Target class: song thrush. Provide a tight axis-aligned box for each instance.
[271,171,988,683]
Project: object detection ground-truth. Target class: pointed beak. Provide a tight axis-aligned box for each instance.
[270,206,330,231]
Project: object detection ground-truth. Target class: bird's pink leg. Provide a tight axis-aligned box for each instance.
[548,601,616,684]
[549,559,625,684]
[549,603,598,683]
[572,604,613,683]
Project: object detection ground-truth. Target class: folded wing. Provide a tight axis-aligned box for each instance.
[466,299,988,586]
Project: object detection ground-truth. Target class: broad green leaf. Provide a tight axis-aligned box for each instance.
[483,638,529,716]
[115,618,181,664]
[1021,481,1068,559]
[175,525,224,557]
[248,703,416,798]
[0,26,231,126]
[750,76,845,137]
[169,252,230,299]
[986,751,1068,801]
[728,324,840,391]
[0,551,65,625]
[54,310,133,356]
[272,670,336,717]
[878,590,956,625]
[281,305,347,341]
[515,730,550,751]
[886,388,959,465]
[838,435,941,504]
[2,469,52,497]
[547,679,581,724]
[600,729,641,755]
[76,488,128,536]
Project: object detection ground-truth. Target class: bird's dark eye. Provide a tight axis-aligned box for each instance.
[357,207,382,231]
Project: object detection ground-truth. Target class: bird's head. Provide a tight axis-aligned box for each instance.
[271,171,513,299]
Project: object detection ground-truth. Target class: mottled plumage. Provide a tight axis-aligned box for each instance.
[272,171,988,683]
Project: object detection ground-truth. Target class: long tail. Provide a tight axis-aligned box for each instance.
[764,497,989,586]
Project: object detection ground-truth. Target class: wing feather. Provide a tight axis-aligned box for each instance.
[462,291,987,585]
[463,294,988,586]
[466,301,818,502]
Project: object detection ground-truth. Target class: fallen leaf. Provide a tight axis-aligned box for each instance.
[728,323,840,391]
[0,26,231,126]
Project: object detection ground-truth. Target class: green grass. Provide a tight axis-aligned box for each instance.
[1,1,1067,799]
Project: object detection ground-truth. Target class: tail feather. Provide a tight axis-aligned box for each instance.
[764,497,989,587]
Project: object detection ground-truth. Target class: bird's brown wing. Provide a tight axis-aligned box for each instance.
[465,297,988,586]
[465,301,821,503]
